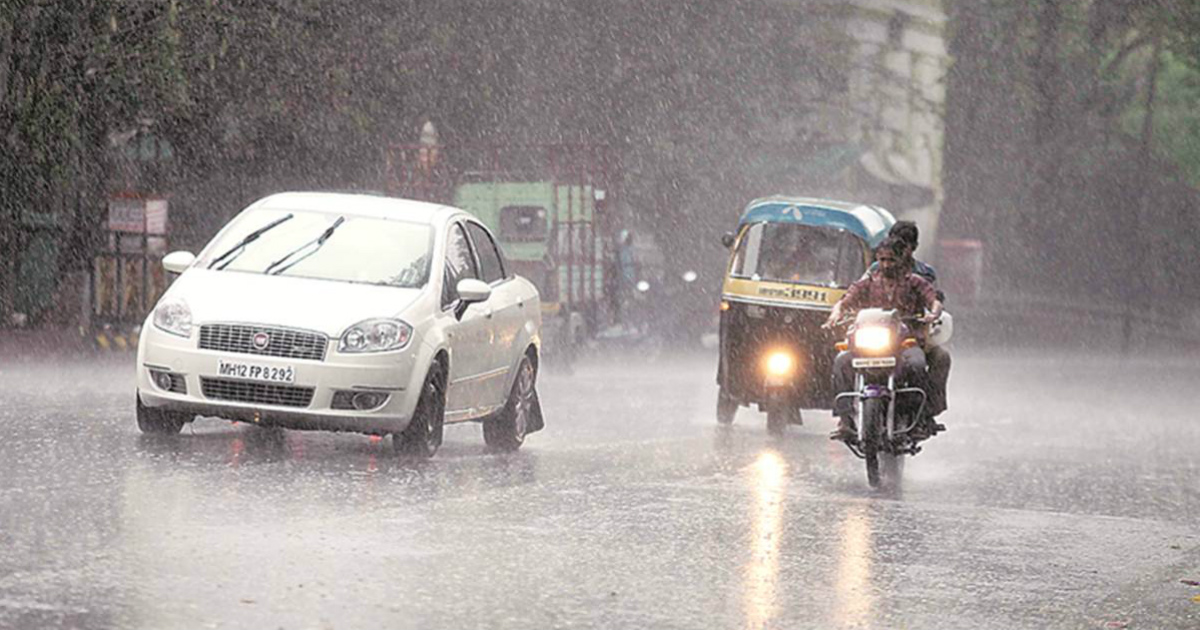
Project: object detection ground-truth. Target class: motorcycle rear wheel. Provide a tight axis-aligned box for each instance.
[881,451,903,484]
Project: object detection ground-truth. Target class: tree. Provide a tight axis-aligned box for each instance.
[942,0,1200,306]
[0,0,187,322]
[2,0,861,325]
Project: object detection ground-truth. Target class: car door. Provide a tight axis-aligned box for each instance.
[464,220,522,407]
[441,222,494,418]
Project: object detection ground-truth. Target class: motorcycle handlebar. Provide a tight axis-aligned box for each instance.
[826,313,938,331]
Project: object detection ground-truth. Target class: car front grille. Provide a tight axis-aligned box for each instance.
[200,377,315,408]
[199,324,327,361]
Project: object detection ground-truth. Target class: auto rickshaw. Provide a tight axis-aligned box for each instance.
[716,196,895,434]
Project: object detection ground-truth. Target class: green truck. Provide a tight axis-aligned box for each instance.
[454,181,607,358]
[382,143,617,361]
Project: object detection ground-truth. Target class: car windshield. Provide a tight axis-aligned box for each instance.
[730,221,866,287]
[197,208,433,287]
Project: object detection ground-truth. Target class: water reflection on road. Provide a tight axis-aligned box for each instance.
[833,504,875,628]
[743,450,787,629]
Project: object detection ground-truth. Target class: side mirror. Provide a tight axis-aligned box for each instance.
[162,251,196,275]
[454,278,492,320]
[720,232,735,248]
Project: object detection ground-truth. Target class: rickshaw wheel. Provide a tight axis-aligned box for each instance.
[766,407,789,436]
[717,391,738,425]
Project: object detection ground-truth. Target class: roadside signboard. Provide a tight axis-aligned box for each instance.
[107,197,168,234]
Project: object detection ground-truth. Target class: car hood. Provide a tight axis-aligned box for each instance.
[167,269,424,336]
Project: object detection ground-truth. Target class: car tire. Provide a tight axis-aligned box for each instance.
[394,364,446,458]
[135,392,186,435]
[484,356,535,452]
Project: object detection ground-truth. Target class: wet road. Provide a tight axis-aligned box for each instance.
[1,346,1198,629]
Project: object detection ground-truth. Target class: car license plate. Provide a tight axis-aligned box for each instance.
[852,357,897,369]
[217,359,296,384]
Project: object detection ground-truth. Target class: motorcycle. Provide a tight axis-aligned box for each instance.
[832,308,951,487]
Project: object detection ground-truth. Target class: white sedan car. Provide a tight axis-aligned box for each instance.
[136,191,543,457]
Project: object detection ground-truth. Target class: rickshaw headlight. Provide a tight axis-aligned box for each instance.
[765,351,794,377]
[853,326,892,352]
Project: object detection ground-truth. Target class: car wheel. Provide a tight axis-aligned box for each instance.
[394,364,446,458]
[135,392,185,435]
[484,356,535,452]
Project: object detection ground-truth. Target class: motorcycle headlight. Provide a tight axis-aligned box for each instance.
[339,318,413,353]
[153,298,193,337]
[853,326,892,352]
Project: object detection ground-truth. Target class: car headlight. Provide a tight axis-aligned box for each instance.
[853,326,892,352]
[339,318,413,353]
[153,298,193,337]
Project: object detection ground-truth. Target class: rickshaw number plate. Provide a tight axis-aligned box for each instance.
[852,357,896,369]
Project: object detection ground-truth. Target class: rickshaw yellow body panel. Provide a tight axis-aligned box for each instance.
[721,277,847,309]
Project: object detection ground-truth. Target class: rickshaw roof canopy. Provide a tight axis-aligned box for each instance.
[738,196,896,248]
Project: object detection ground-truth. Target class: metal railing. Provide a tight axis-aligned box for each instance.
[950,292,1200,351]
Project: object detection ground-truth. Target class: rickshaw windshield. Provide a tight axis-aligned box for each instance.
[730,222,866,287]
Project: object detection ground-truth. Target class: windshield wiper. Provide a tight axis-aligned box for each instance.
[207,214,294,270]
[264,216,345,276]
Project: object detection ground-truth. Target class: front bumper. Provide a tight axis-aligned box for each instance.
[136,324,424,435]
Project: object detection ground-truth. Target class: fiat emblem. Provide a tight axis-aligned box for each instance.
[252,332,271,350]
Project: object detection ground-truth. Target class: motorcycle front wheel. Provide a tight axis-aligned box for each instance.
[861,398,887,487]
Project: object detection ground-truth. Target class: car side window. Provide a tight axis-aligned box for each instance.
[443,223,478,307]
[465,221,507,284]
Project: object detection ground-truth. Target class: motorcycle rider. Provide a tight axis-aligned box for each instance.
[880,221,952,425]
[859,220,950,427]
[822,236,943,441]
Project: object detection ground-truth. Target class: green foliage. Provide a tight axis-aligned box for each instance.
[1,1,187,206]
[1120,52,1200,187]
[2,0,857,320]
[944,0,1200,304]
